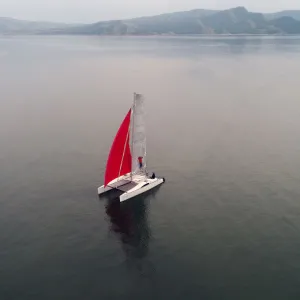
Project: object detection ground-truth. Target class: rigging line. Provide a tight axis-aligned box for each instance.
[117,114,131,187]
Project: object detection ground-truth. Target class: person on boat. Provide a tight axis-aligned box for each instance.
[138,156,143,169]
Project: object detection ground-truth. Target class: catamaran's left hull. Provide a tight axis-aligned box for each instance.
[97,185,113,195]
[98,173,130,196]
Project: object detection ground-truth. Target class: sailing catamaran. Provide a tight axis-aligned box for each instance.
[98,93,165,202]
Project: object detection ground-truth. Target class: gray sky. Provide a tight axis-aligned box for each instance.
[1,0,300,23]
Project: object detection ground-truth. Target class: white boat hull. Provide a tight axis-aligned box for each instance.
[98,173,164,202]
[119,177,164,202]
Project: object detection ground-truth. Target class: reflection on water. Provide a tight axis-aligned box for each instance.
[105,197,151,260]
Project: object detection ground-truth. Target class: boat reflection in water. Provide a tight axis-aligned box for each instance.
[105,195,151,260]
[103,182,162,278]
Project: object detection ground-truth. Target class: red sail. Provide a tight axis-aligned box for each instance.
[104,109,132,186]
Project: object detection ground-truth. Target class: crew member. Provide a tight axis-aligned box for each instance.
[138,156,143,169]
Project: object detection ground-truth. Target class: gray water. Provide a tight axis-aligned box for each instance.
[1,36,300,299]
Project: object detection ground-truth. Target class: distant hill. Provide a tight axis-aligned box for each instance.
[266,10,300,21]
[47,7,300,35]
[44,9,219,35]
[0,17,75,34]
[200,7,269,34]
[2,7,300,35]
[270,16,300,34]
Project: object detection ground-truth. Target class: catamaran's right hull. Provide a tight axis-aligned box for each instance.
[119,178,164,202]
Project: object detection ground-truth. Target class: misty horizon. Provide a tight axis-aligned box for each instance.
[1,0,300,23]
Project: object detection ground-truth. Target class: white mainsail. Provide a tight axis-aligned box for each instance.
[130,93,147,175]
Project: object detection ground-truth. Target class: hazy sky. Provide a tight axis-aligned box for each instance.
[1,0,300,23]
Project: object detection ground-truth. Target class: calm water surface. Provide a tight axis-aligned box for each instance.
[1,36,300,299]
